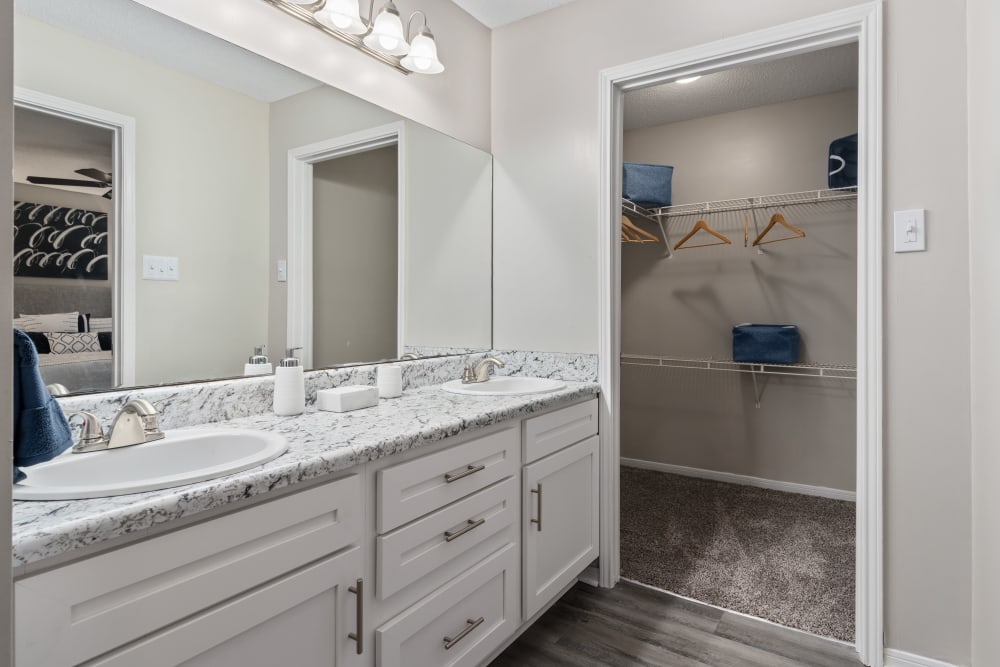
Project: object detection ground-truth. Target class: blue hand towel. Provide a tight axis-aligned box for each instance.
[13,328,73,483]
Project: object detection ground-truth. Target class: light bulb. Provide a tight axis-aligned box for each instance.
[401,30,444,74]
[379,35,399,50]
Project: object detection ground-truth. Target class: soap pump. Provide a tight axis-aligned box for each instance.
[244,344,273,376]
[273,347,304,416]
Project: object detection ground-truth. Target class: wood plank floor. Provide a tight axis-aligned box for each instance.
[489,581,862,667]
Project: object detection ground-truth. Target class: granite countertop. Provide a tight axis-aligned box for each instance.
[12,381,600,570]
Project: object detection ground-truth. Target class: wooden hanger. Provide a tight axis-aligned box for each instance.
[673,218,732,250]
[752,212,805,247]
[621,215,658,244]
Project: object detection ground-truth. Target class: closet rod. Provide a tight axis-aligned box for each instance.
[620,354,857,380]
[627,187,857,220]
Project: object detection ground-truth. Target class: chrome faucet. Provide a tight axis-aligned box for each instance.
[68,399,165,453]
[462,356,505,384]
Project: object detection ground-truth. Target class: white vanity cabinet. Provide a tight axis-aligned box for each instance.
[15,474,365,667]
[521,399,600,620]
[14,393,601,667]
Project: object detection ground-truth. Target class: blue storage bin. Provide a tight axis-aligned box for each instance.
[828,134,858,189]
[732,324,800,364]
[623,162,673,208]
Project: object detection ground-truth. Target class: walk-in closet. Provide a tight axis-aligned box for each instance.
[618,44,859,643]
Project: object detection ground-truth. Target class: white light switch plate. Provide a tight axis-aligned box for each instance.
[893,209,926,253]
[277,259,287,282]
[142,255,180,281]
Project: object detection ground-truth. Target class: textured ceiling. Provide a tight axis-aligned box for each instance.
[16,0,321,103]
[14,107,114,195]
[623,44,858,131]
[449,0,579,28]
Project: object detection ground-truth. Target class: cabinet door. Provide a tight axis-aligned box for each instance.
[89,547,367,667]
[522,435,599,619]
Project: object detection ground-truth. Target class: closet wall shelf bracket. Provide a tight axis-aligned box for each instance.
[622,199,671,257]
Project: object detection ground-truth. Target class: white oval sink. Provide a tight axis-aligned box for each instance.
[441,376,566,396]
[13,428,288,500]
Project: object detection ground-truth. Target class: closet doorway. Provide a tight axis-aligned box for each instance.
[598,5,883,666]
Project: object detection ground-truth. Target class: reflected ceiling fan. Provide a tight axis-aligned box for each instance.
[26,168,113,199]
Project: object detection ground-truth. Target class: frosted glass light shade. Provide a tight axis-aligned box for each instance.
[401,30,444,74]
[315,0,367,34]
[363,2,409,56]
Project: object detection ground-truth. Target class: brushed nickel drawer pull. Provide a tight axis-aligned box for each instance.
[444,518,486,542]
[443,616,485,650]
[531,483,543,532]
[445,463,486,483]
[348,578,363,655]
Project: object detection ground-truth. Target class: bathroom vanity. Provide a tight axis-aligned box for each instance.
[12,382,600,667]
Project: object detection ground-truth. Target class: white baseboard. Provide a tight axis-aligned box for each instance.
[620,458,856,502]
[884,648,961,667]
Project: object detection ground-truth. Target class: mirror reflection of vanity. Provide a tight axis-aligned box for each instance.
[11,0,492,395]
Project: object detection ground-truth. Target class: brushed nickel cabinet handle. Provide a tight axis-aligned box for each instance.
[443,617,485,650]
[445,463,486,483]
[348,578,363,655]
[531,483,543,532]
[444,518,486,542]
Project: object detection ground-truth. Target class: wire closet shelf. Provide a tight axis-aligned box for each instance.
[620,354,857,380]
[622,186,858,221]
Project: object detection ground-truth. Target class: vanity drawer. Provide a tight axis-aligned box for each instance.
[377,477,517,600]
[375,543,519,667]
[523,397,598,463]
[15,474,361,667]
[377,426,518,533]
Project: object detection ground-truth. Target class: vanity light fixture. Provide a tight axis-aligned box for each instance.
[263,0,445,74]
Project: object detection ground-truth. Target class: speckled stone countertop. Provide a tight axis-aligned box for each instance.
[13,381,599,570]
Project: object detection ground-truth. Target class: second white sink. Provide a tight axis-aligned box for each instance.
[13,428,288,501]
[442,376,567,396]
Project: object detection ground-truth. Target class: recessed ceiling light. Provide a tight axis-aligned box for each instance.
[676,76,702,84]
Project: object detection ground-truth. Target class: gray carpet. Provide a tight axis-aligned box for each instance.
[620,466,855,642]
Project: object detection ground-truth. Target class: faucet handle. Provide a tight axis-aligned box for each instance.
[65,410,106,452]
[461,366,476,384]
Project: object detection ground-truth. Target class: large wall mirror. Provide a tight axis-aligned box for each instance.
[11,0,493,395]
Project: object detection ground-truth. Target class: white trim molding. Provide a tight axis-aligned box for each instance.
[13,87,137,387]
[620,458,857,502]
[597,3,883,666]
[884,649,961,667]
[286,121,406,369]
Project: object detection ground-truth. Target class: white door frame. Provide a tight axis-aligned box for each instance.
[597,4,883,666]
[287,122,406,369]
[13,87,137,387]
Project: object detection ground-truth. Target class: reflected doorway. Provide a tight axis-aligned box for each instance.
[311,145,399,367]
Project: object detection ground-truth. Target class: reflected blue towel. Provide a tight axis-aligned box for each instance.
[13,329,73,483]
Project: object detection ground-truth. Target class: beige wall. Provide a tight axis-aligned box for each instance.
[969,0,1000,663]
[492,0,972,663]
[1,0,14,660]
[133,0,492,151]
[621,91,857,491]
[15,16,271,386]
[312,146,398,366]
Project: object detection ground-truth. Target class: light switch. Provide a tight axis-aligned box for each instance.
[142,255,180,281]
[277,259,287,282]
[893,209,926,253]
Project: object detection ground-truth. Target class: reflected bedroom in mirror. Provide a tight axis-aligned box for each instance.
[11,0,493,396]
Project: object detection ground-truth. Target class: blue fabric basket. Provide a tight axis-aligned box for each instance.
[828,134,858,189]
[732,324,800,364]
[623,162,673,208]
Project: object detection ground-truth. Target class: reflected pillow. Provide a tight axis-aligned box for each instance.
[89,317,113,333]
[44,332,102,354]
[15,312,80,333]
[23,331,51,354]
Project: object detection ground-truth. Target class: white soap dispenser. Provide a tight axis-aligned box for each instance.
[273,347,304,416]
[244,344,273,376]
